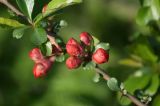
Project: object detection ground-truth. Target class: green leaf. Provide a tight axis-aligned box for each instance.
[138,0,160,22]
[34,13,43,24]
[93,73,100,83]
[118,58,143,68]
[95,42,110,51]
[145,74,159,96]
[55,37,64,44]
[29,28,47,45]
[56,55,65,62]
[16,0,34,20]
[45,41,52,56]
[59,20,68,27]
[136,7,152,26]
[46,0,82,17]
[124,70,151,93]
[55,37,65,50]
[129,36,158,64]
[107,78,120,91]
[34,0,82,24]
[152,95,160,106]
[92,35,100,46]
[0,17,25,27]
[13,27,28,39]
[83,62,96,71]
[117,69,151,105]
[134,44,157,64]
[151,0,160,20]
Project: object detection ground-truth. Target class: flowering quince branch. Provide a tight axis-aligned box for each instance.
[0,1,149,106]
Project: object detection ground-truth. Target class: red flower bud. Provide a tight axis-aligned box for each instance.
[80,32,93,46]
[29,48,43,63]
[92,48,109,64]
[67,38,79,45]
[66,44,83,56]
[66,38,83,56]
[66,56,82,69]
[33,63,46,78]
[42,4,47,13]
[33,59,52,78]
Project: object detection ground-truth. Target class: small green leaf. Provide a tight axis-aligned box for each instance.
[136,7,152,26]
[55,37,65,49]
[0,17,25,27]
[83,62,96,71]
[45,42,52,56]
[92,36,100,46]
[30,28,47,45]
[107,78,120,91]
[56,55,65,62]
[95,42,110,51]
[16,0,34,20]
[13,27,28,39]
[59,20,68,27]
[40,21,48,28]
[117,94,130,106]
[34,0,82,24]
[93,73,100,83]
[34,13,43,24]
[145,74,159,96]
[55,37,64,44]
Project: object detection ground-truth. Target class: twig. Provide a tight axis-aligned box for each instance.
[47,35,62,51]
[95,65,110,80]
[0,0,24,16]
[95,65,147,106]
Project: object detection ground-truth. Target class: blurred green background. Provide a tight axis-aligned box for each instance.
[0,0,159,106]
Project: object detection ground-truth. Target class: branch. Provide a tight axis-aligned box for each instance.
[95,65,147,106]
[0,0,24,16]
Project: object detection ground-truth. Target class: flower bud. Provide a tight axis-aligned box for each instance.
[92,48,109,64]
[66,56,82,69]
[66,38,83,56]
[29,48,43,63]
[67,38,79,45]
[33,59,52,78]
[42,4,47,13]
[80,32,93,46]
[33,63,46,78]
[66,44,83,56]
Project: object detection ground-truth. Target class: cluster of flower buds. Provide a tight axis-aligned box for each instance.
[29,32,109,77]
[29,48,53,78]
[66,32,109,69]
